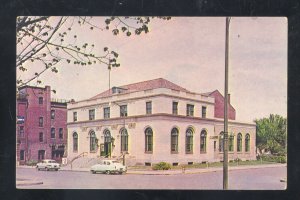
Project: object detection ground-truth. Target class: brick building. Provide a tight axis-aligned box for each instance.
[16,85,67,165]
[67,78,256,166]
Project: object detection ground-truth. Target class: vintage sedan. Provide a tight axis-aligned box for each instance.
[36,159,60,171]
[90,160,127,174]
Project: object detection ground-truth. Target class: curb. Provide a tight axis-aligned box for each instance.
[16,180,43,186]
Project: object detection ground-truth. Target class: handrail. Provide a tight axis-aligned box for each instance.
[70,152,88,170]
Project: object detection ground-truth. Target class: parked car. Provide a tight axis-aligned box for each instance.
[90,160,127,174]
[36,159,60,171]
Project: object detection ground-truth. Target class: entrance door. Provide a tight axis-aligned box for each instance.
[104,130,112,158]
[38,150,45,160]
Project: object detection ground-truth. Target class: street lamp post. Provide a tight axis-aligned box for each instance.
[223,16,231,190]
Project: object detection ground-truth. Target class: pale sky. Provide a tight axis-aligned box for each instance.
[18,17,287,123]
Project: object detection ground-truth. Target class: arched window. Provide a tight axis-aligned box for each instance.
[245,134,250,152]
[89,131,97,152]
[120,128,128,152]
[219,132,224,152]
[200,130,207,153]
[237,133,242,152]
[145,127,153,153]
[229,134,234,152]
[186,128,194,153]
[171,128,179,153]
[73,132,78,152]
[104,129,111,143]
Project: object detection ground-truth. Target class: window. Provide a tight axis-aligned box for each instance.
[39,97,43,104]
[146,102,152,114]
[19,126,24,137]
[229,135,234,152]
[145,127,153,152]
[171,128,179,153]
[237,133,242,152]
[120,105,128,117]
[20,150,25,160]
[185,128,194,153]
[51,128,55,139]
[73,132,78,152]
[200,130,207,153]
[89,109,95,120]
[245,134,250,152]
[186,104,194,116]
[39,132,43,142]
[202,106,207,118]
[172,102,178,115]
[51,110,55,119]
[39,117,43,127]
[104,107,110,119]
[219,132,224,152]
[73,112,77,122]
[90,131,97,152]
[59,128,63,139]
[120,128,128,152]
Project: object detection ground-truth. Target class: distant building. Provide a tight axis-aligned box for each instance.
[16,86,67,165]
[67,78,256,166]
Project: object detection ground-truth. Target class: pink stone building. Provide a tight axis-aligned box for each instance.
[16,86,67,165]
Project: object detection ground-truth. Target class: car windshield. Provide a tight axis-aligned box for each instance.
[49,161,56,163]
[112,161,119,163]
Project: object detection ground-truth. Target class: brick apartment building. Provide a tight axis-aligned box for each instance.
[16,85,68,165]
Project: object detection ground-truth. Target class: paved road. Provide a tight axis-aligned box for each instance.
[16,166,286,190]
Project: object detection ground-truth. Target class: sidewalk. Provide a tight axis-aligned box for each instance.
[58,163,286,175]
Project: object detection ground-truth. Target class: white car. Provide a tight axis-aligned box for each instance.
[90,160,127,174]
[36,159,60,171]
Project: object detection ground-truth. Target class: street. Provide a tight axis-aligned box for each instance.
[16,166,286,190]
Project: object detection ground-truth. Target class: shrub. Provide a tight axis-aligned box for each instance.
[26,160,38,166]
[258,155,286,163]
[152,162,171,170]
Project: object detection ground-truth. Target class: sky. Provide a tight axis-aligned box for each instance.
[18,17,287,123]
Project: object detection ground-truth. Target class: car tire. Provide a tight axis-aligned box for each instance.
[91,170,96,174]
[106,170,111,175]
[45,167,49,171]
[55,168,58,171]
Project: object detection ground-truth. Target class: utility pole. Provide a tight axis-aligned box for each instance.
[223,16,231,190]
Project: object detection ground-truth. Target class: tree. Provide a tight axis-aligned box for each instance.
[16,16,171,89]
[255,114,287,155]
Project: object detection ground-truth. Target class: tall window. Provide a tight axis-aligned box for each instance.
[59,128,63,139]
[90,131,97,152]
[245,134,250,152]
[145,127,153,153]
[19,126,24,137]
[146,102,152,114]
[185,128,194,153]
[51,128,55,139]
[219,132,224,152]
[229,135,234,151]
[202,106,207,118]
[39,117,43,127]
[200,130,207,153]
[104,107,110,119]
[172,102,178,115]
[51,110,55,119]
[73,112,77,122]
[120,105,128,117]
[20,150,25,160]
[89,109,95,120]
[39,97,43,104]
[171,128,179,153]
[186,104,194,116]
[39,132,43,142]
[237,133,242,152]
[73,132,78,152]
[120,128,128,152]
[38,150,45,160]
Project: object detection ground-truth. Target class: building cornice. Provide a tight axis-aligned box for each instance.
[68,93,214,110]
[67,113,256,128]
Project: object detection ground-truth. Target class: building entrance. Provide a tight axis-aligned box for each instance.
[103,130,112,158]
